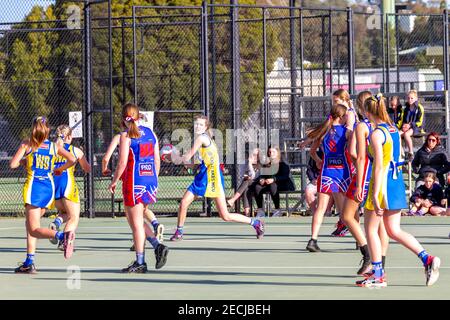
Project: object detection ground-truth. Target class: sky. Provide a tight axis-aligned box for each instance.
[0,0,55,24]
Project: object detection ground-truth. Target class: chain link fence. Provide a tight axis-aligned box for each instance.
[0,1,449,216]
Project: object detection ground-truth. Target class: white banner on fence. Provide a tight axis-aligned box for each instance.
[139,111,154,130]
[69,111,83,138]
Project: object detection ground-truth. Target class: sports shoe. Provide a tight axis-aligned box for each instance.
[63,231,75,259]
[256,208,265,218]
[254,220,265,239]
[425,256,441,286]
[129,243,136,251]
[49,221,59,245]
[14,263,37,274]
[306,239,321,252]
[170,230,183,241]
[331,220,348,237]
[155,224,165,242]
[154,243,169,269]
[121,261,147,273]
[356,274,387,288]
[271,209,283,217]
[57,240,64,251]
[357,257,372,275]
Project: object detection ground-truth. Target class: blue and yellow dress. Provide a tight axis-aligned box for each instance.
[365,123,408,211]
[187,134,225,198]
[23,140,57,209]
[53,143,79,203]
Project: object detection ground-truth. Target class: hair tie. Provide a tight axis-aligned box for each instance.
[59,134,65,140]
[327,114,332,121]
[375,93,383,102]
[124,116,136,123]
[34,116,47,124]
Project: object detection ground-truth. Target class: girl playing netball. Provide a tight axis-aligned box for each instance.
[10,116,76,273]
[357,95,440,288]
[48,125,91,256]
[108,103,168,273]
[306,104,352,252]
[169,115,265,241]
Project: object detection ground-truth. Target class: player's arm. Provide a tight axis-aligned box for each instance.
[102,134,120,175]
[74,147,91,174]
[54,145,77,174]
[153,135,160,177]
[10,141,29,169]
[354,123,368,202]
[109,134,131,193]
[348,129,357,162]
[181,135,207,164]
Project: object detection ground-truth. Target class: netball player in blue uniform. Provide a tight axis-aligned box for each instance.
[169,115,265,241]
[48,125,91,257]
[108,103,168,273]
[306,104,352,252]
[10,116,76,273]
[357,96,440,288]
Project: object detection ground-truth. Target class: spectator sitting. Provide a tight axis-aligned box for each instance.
[408,172,448,216]
[443,175,450,209]
[412,132,450,187]
[399,90,425,160]
[253,146,295,217]
[387,96,403,129]
[305,149,334,216]
[226,148,260,217]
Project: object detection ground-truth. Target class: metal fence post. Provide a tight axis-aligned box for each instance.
[289,0,297,138]
[347,7,355,95]
[386,14,391,93]
[263,7,269,147]
[83,0,94,218]
[443,10,449,91]
[201,1,210,117]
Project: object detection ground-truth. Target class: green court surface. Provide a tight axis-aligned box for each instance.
[0,216,449,300]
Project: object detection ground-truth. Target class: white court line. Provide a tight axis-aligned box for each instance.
[0,266,448,270]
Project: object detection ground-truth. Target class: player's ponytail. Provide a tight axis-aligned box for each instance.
[56,124,72,145]
[122,103,141,139]
[364,94,392,125]
[30,116,50,151]
[307,104,347,141]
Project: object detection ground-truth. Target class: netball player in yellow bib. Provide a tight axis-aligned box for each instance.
[170,115,265,241]
[48,125,91,258]
[10,117,76,273]
[357,96,440,288]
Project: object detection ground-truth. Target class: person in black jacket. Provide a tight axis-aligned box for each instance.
[253,146,295,217]
[411,132,450,187]
[387,96,403,129]
[408,172,449,216]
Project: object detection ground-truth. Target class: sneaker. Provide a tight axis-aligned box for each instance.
[306,239,321,252]
[49,221,59,245]
[271,210,283,217]
[121,261,147,273]
[406,152,414,161]
[14,263,37,274]
[170,230,183,242]
[256,209,265,218]
[63,231,75,259]
[416,209,426,216]
[156,224,165,242]
[254,220,265,239]
[357,257,372,275]
[129,243,136,251]
[331,220,347,237]
[356,275,387,288]
[154,243,169,269]
[425,256,441,286]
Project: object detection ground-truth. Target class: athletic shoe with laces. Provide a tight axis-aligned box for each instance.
[57,240,64,251]
[331,220,347,237]
[155,223,165,242]
[129,243,136,251]
[121,261,147,273]
[356,274,387,288]
[337,225,350,237]
[170,230,183,241]
[63,231,75,259]
[254,220,265,239]
[306,239,321,252]
[49,221,59,245]
[357,256,372,275]
[14,262,37,274]
[425,256,440,286]
[154,243,169,269]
